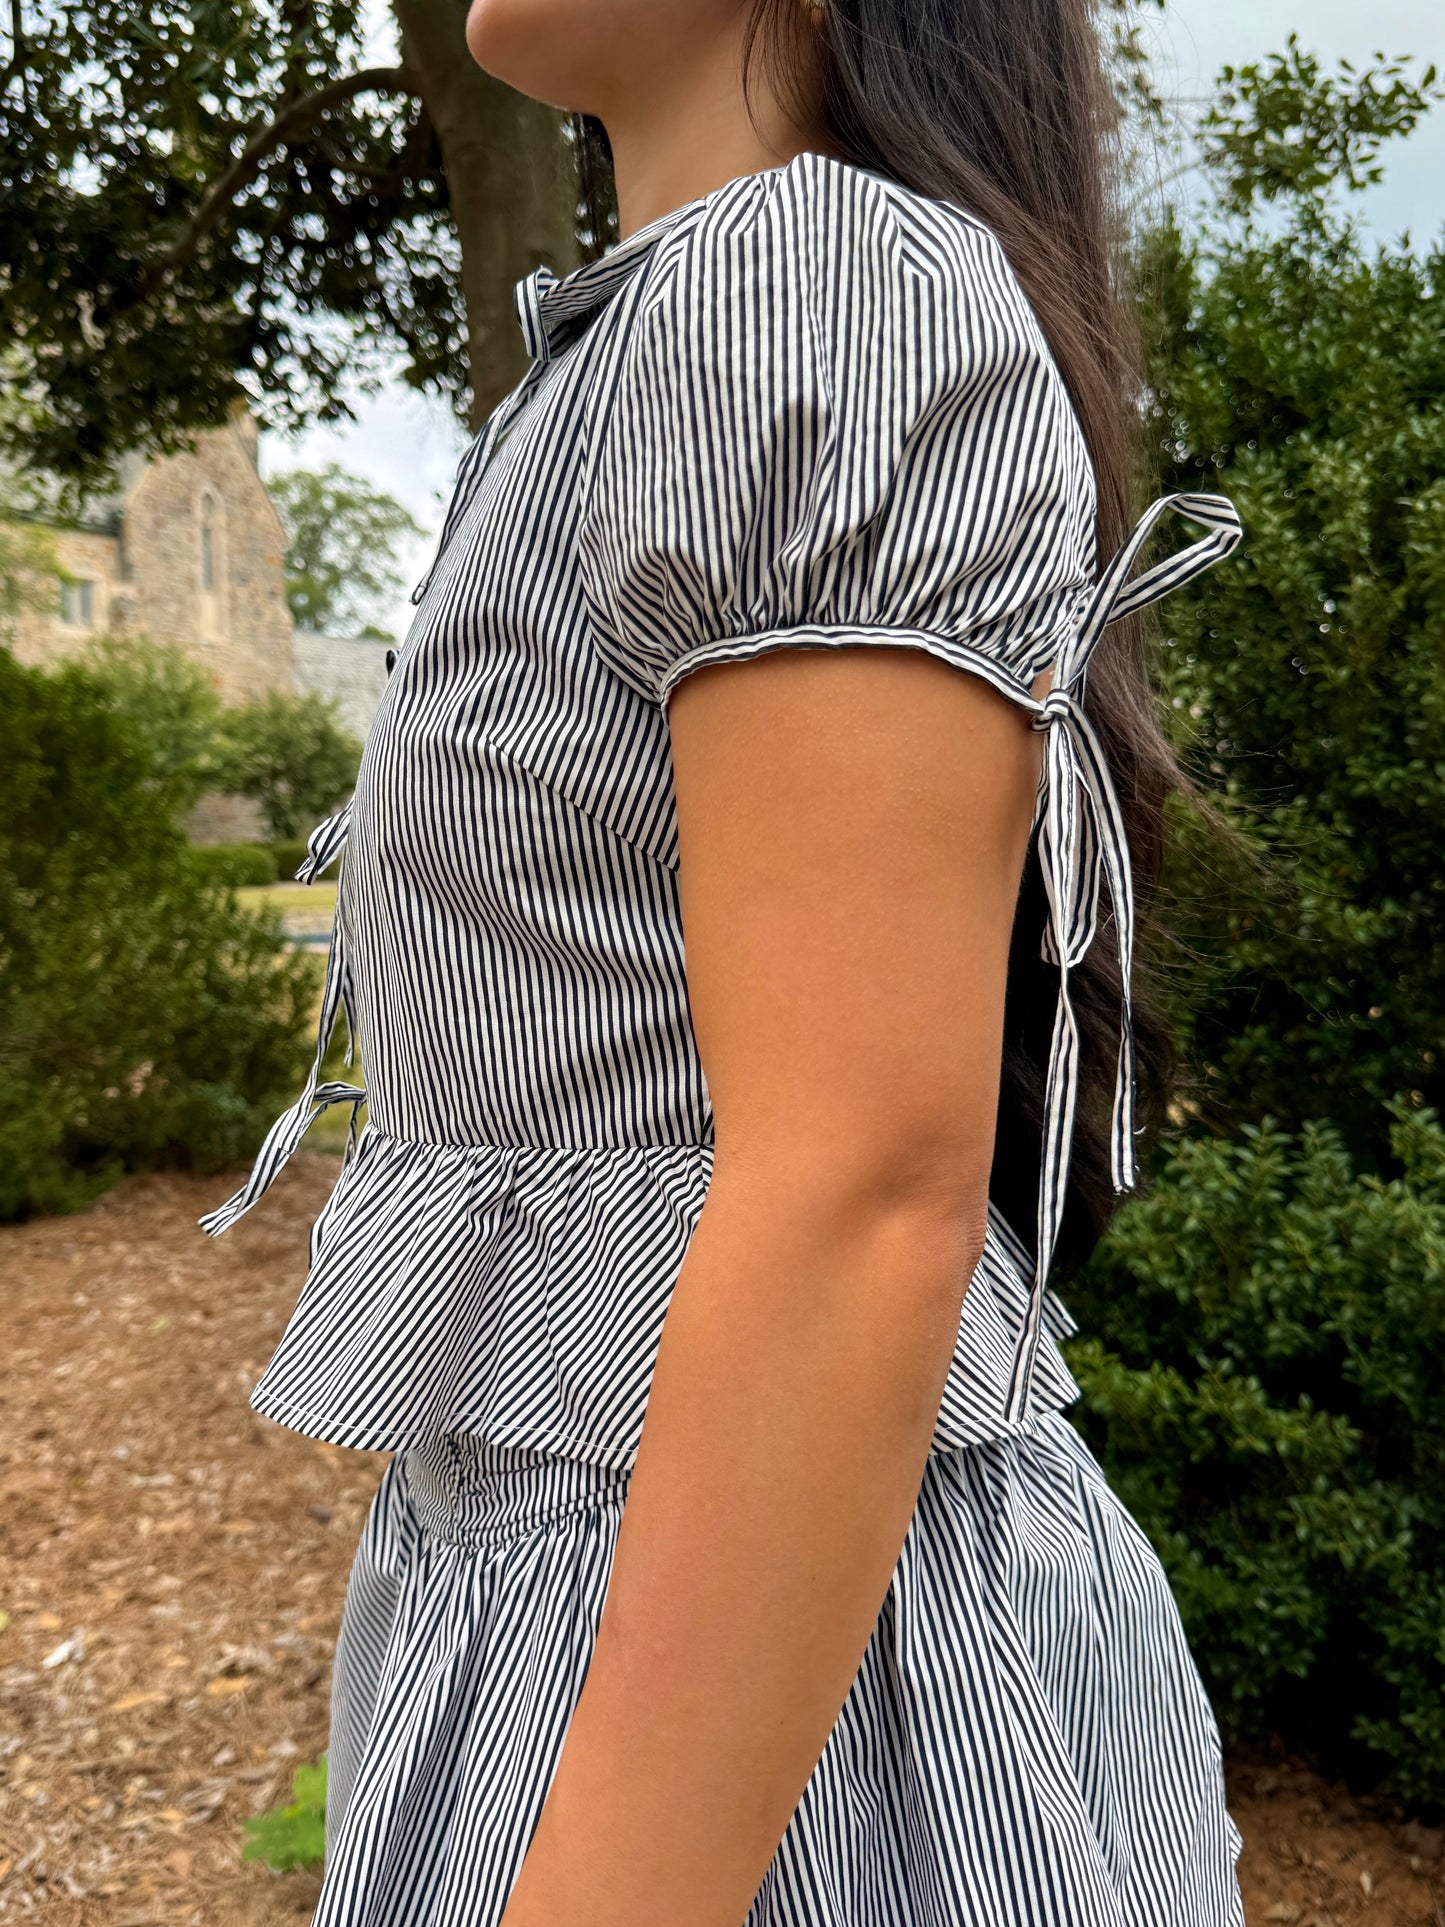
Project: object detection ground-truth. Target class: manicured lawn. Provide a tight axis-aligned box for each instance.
[235,882,360,1152]
[237,882,338,935]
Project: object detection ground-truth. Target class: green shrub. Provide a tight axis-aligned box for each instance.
[243,1760,327,1872]
[269,839,312,882]
[0,648,318,1219]
[1140,65,1445,1170]
[79,634,222,809]
[212,690,361,841]
[1077,45,1445,1808]
[187,843,278,888]
[1067,1102,1445,1804]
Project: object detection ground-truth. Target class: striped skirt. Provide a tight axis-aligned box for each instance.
[315,1419,1245,1926]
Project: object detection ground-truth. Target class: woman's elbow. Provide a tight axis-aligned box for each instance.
[713,1119,994,1304]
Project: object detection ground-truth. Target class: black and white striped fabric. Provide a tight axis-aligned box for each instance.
[321,1420,1243,1927]
[202,150,1244,1921]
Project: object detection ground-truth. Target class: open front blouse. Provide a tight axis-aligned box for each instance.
[202,150,1240,1467]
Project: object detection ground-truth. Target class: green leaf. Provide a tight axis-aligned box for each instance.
[242,1758,328,1872]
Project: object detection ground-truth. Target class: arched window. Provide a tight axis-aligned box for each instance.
[197,491,227,639]
[199,495,219,591]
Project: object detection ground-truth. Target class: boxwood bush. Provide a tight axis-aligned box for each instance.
[0,648,318,1219]
[269,839,313,883]
[1066,1103,1445,1806]
[187,842,278,888]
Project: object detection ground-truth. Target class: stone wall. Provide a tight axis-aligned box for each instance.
[10,526,123,670]
[119,413,294,703]
[186,794,269,847]
[10,410,294,705]
[7,414,409,852]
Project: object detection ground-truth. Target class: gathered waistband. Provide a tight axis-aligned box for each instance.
[400,1434,633,1551]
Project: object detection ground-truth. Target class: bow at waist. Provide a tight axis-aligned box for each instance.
[199,801,364,1239]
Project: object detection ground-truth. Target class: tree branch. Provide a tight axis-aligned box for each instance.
[0,0,27,97]
[311,104,439,194]
[131,63,421,303]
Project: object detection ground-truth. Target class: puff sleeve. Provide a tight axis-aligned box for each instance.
[577,153,1097,716]
[579,153,1243,1425]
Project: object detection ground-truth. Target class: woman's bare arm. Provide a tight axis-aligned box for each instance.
[499,644,1041,1927]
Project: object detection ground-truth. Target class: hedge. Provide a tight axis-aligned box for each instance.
[0,649,318,1219]
[187,843,279,888]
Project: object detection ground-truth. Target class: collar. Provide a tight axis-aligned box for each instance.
[512,196,701,363]
[512,156,905,363]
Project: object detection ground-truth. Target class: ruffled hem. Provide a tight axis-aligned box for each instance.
[316,1423,1244,1927]
[250,1126,1080,1466]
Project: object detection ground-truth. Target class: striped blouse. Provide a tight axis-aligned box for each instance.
[202,150,1240,1467]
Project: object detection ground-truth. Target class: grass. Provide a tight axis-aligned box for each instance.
[233,883,361,1155]
[237,881,338,931]
[244,1760,328,1872]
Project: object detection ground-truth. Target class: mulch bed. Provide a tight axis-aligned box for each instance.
[1,1158,1442,1924]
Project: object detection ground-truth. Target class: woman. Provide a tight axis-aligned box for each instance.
[205,1,1245,1922]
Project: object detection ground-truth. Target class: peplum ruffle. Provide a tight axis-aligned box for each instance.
[248,1126,1081,1470]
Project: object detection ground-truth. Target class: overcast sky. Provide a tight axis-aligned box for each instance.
[261,0,1444,638]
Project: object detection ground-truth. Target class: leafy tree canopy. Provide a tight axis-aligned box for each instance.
[1199,34,1443,214]
[1,1,442,482]
[0,0,579,491]
[268,462,423,637]
[1138,46,1445,1157]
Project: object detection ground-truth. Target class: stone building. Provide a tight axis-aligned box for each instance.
[10,407,295,704]
[293,629,393,744]
[10,408,405,843]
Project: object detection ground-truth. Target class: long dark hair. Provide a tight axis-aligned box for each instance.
[573,0,1177,1273]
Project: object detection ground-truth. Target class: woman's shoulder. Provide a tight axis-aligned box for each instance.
[621,151,1063,423]
[643,149,1036,330]
[580,152,1097,714]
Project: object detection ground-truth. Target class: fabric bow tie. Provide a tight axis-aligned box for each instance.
[1002,490,1243,1427]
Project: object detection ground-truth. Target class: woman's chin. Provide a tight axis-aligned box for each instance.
[462,0,603,109]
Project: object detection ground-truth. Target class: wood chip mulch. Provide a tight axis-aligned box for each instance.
[1,1157,1442,1924]
[0,1159,381,1923]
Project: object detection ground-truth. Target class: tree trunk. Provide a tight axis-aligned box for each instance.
[392,0,580,429]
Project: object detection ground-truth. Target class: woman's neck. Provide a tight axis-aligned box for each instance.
[600,22,841,238]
